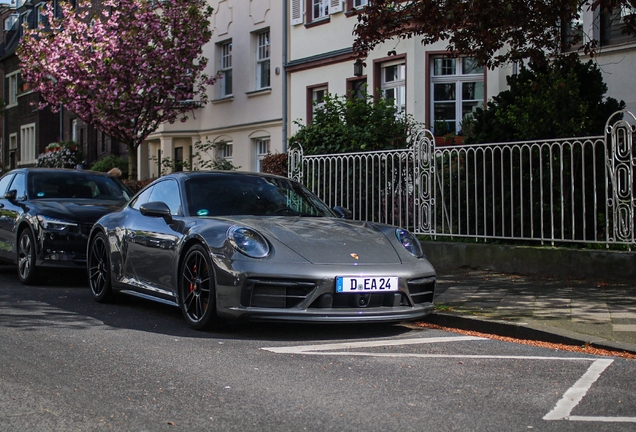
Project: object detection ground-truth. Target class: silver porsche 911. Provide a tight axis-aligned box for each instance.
[87,171,435,329]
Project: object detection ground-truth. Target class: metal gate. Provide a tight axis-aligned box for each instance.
[289,110,636,247]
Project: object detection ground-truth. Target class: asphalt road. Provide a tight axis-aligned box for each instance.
[0,265,635,431]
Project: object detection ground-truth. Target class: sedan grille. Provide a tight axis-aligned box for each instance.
[241,279,316,308]
[407,276,436,304]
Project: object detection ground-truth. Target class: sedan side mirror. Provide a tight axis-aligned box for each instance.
[4,189,17,202]
[140,201,173,224]
[333,206,353,220]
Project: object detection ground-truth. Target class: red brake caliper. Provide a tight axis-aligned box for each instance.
[190,264,197,293]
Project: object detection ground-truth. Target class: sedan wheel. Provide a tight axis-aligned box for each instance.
[180,244,217,330]
[88,232,114,302]
[17,229,38,285]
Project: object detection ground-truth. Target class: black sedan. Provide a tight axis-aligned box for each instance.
[0,168,133,284]
[87,171,436,329]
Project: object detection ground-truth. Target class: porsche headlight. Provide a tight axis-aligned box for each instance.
[228,226,270,258]
[396,228,423,257]
[37,215,78,232]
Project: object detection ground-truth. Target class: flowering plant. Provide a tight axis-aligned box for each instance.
[37,142,81,168]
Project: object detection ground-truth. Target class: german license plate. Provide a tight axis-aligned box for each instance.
[335,276,399,293]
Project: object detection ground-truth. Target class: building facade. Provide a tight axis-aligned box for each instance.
[2,1,634,178]
[139,0,283,179]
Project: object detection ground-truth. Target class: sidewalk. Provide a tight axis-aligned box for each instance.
[426,267,636,355]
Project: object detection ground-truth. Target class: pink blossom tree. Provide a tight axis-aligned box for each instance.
[18,0,216,179]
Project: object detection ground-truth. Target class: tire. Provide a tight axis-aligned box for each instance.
[179,244,217,330]
[17,228,39,285]
[88,232,115,303]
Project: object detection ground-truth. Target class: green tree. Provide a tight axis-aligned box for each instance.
[289,92,421,155]
[463,55,625,143]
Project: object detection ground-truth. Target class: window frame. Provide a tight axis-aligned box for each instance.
[255,30,271,90]
[312,0,329,21]
[429,55,485,136]
[6,71,19,107]
[306,83,328,124]
[253,138,270,172]
[380,60,406,114]
[219,39,233,98]
[19,123,37,166]
[216,141,233,162]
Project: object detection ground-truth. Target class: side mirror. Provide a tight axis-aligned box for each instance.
[4,189,17,201]
[140,201,173,224]
[333,206,353,220]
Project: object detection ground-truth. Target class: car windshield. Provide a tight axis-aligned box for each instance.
[28,171,133,201]
[184,174,334,217]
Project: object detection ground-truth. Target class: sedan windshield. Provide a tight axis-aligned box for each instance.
[29,171,132,201]
[184,174,334,217]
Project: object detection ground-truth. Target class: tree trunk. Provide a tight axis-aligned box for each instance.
[128,143,138,180]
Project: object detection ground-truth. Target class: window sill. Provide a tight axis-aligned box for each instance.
[246,88,272,98]
[305,17,330,28]
[212,96,234,104]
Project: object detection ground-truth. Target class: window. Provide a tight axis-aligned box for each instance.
[9,173,26,200]
[312,86,327,113]
[0,174,15,196]
[431,56,484,135]
[601,5,636,45]
[72,119,78,143]
[4,14,18,31]
[7,73,18,106]
[9,133,17,150]
[254,138,270,172]
[174,147,183,172]
[36,4,46,26]
[313,0,329,20]
[306,84,328,123]
[219,40,232,97]
[20,124,36,165]
[256,31,270,90]
[381,62,406,114]
[562,13,584,48]
[353,0,368,8]
[217,141,233,162]
[149,179,181,215]
[348,78,367,100]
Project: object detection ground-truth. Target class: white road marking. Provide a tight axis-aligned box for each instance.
[261,336,484,354]
[543,359,614,421]
[262,337,636,423]
[568,416,636,422]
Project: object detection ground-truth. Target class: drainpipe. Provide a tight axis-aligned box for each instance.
[282,0,288,153]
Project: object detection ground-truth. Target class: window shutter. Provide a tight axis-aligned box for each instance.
[330,0,343,14]
[291,0,304,25]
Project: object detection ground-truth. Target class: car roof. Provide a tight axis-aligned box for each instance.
[5,168,115,178]
[163,170,291,181]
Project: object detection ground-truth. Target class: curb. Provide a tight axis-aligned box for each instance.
[425,312,636,355]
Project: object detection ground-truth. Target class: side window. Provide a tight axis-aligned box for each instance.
[9,173,26,199]
[149,180,181,215]
[0,174,15,197]
[130,186,154,210]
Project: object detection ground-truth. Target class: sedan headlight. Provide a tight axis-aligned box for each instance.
[37,215,78,232]
[395,228,423,257]
[228,226,270,258]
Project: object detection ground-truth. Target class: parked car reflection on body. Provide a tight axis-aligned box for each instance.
[0,168,133,284]
[87,171,436,329]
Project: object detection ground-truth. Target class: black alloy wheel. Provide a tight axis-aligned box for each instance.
[179,244,217,330]
[88,232,114,302]
[17,228,38,285]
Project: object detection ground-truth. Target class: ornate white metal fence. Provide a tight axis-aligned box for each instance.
[289,110,636,247]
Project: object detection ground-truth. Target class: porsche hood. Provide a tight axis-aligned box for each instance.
[236,217,403,265]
